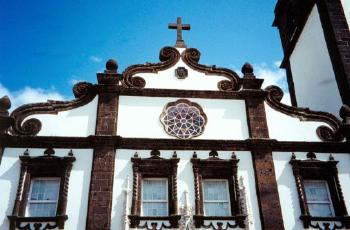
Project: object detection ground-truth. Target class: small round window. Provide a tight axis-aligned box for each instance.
[160,99,207,139]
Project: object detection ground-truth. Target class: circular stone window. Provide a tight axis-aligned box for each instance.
[160,99,207,139]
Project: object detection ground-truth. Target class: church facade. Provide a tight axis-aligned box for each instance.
[0,1,350,230]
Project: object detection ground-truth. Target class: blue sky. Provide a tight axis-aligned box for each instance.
[0,0,287,107]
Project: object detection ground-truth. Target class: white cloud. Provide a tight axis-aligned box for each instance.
[254,61,291,105]
[0,83,66,111]
[90,55,102,63]
[69,75,85,85]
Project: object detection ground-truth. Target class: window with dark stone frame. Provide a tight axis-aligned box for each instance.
[191,150,246,229]
[7,148,75,230]
[128,150,181,229]
[290,152,350,229]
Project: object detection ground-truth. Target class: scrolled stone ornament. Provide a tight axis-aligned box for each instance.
[265,85,344,142]
[181,48,241,91]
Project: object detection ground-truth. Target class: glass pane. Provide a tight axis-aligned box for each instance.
[304,181,330,202]
[27,203,57,217]
[142,180,167,201]
[142,202,167,216]
[30,179,60,201]
[203,180,228,201]
[204,202,230,216]
[308,203,333,217]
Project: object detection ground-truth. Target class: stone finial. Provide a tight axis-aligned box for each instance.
[105,59,118,73]
[23,149,29,156]
[291,152,296,160]
[133,152,139,158]
[329,154,335,161]
[306,151,317,160]
[0,96,11,117]
[241,62,255,79]
[192,151,197,158]
[209,150,218,158]
[150,149,160,157]
[231,152,237,160]
[68,149,74,156]
[172,151,177,158]
[340,104,350,124]
[44,147,55,156]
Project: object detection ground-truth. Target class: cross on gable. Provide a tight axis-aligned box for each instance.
[168,17,191,48]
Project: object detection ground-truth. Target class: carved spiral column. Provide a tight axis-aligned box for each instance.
[131,165,139,215]
[193,166,201,215]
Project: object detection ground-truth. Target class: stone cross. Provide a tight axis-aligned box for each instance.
[168,17,190,48]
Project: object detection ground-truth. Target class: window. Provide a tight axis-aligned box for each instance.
[203,180,231,216]
[129,150,180,229]
[191,151,246,228]
[160,99,207,139]
[304,180,334,217]
[290,152,350,229]
[142,179,168,216]
[7,148,75,230]
[26,178,60,217]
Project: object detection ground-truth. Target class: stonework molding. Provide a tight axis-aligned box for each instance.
[175,67,188,79]
[129,150,181,228]
[191,151,246,228]
[265,85,344,141]
[181,48,241,91]
[7,148,75,230]
[290,153,350,229]
[122,46,180,88]
[9,82,96,136]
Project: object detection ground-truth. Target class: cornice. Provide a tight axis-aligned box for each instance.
[265,85,344,142]
[9,82,97,136]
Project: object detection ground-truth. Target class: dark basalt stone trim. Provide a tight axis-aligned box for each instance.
[284,60,298,107]
[8,148,75,230]
[181,48,241,91]
[265,85,344,142]
[290,153,350,229]
[2,135,350,152]
[122,46,180,88]
[191,152,246,228]
[129,151,180,228]
[86,81,119,230]
[317,0,350,105]
[9,82,97,136]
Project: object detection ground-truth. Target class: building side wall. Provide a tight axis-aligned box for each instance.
[25,96,98,136]
[289,5,343,116]
[117,96,249,140]
[111,150,262,230]
[0,148,93,230]
[273,152,350,230]
[341,0,350,29]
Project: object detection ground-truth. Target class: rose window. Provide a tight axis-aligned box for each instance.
[160,99,207,139]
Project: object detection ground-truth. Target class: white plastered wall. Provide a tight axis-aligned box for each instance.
[289,5,342,117]
[265,102,328,141]
[25,96,98,136]
[111,150,261,230]
[0,148,93,230]
[137,48,228,91]
[117,96,249,140]
[273,152,350,230]
[341,0,350,28]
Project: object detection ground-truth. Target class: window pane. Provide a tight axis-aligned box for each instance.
[142,180,167,201]
[308,203,333,217]
[204,202,230,216]
[203,180,228,201]
[304,181,330,202]
[142,202,167,216]
[30,179,60,201]
[27,203,57,217]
